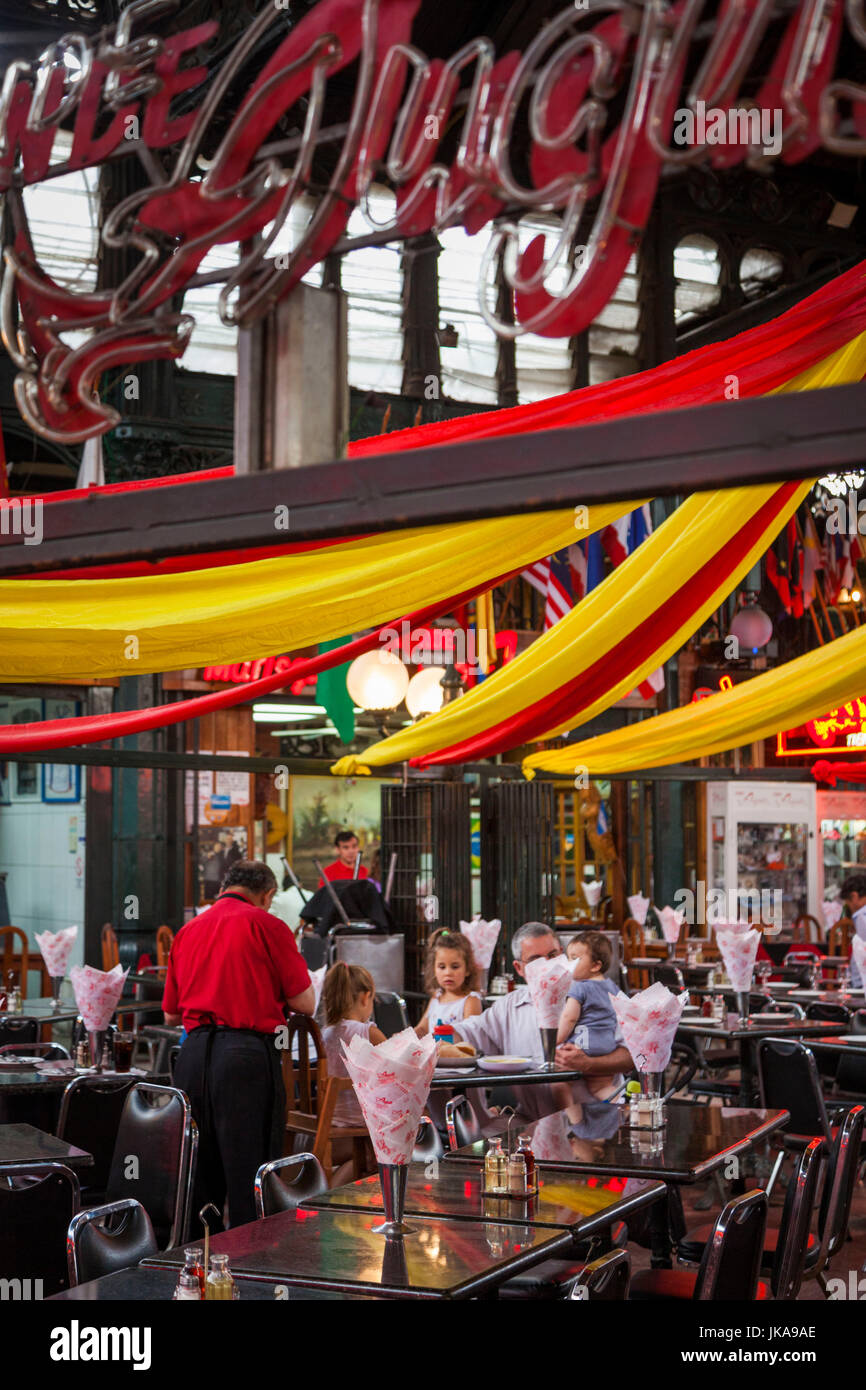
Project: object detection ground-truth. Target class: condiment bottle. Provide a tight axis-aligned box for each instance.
[205,1253,235,1301]
[7,972,20,1014]
[516,1134,536,1188]
[174,1250,203,1300]
[433,1018,455,1045]
[508,1148,528,1195]
[484,1137,505,1193]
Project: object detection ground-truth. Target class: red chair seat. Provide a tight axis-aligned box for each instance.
[631,1268,769,1300]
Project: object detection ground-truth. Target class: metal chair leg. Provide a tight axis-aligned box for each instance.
[765,1147,786,1198]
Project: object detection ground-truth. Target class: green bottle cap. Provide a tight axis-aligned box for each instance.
[625,1080,642,1096]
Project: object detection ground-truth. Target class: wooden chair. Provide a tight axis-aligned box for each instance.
[0,927,28,998]
[101,925,119,972]
[155,926,174,971]
[282,1013,369,1184]
[621,917,649,989]
[828,917,854,957]
[791,914,822,945]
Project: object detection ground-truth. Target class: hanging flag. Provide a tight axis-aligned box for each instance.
[824,529,861,604]
[522,557,550,597]
[801,511,821,609]
[316,637,355,744]
[766,519,804,615]
[569,532,605,602]
[543,549,575,629]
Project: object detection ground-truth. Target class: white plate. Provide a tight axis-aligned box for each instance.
[476,1055,535,1074]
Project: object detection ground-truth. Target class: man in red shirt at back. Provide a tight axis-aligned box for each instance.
[164,859,314,1230]
[318,829,369,886]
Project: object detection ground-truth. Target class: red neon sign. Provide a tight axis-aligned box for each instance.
[0,0,856,445]
[777,698,866,758]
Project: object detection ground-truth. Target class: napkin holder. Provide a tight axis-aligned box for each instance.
[628,1095,666,1130]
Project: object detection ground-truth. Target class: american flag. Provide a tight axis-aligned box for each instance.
[522,550,577,630]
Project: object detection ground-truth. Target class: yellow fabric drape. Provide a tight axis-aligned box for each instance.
[331,330,866,775]
[331,481,809,773]
[523,622,866,776]
[0,504,630,681]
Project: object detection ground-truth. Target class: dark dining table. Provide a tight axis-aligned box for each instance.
[429,1061,588,1091]
[143,1203,575,1299]
[302,1159,665,1242]
[808,1032,866,1054]
[0,1121,92,1172]
[676,1016,847,1103]
[444,1098,789,1266]
[48,1267,380,1301]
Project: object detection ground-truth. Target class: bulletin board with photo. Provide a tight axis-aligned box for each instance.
[289,775,391,892]
[42,699,82,802]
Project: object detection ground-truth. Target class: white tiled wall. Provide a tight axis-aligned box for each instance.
[0,798,86,974]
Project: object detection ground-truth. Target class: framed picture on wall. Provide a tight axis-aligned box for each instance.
[6,699,43,802]
[42,699,81,803]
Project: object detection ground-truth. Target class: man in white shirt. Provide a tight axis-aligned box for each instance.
[452,922,632,1107]
[842,875,866,986]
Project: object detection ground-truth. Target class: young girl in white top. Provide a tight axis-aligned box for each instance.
[320,962,386,1127]
[415,928,483,1037]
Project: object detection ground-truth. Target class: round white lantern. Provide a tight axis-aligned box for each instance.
[406,666,447,719]
[346,650,409,711]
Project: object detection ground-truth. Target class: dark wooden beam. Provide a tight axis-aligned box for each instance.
[4,380,866,574]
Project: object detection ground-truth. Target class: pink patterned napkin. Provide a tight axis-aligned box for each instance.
[822,900,844,931]
[612,982,686,1073]
[35,925,78,978]
[530,1112,575,1162]
[524,954,574,1028]
[583,880,603,908]
[658,906,685,944]
[851,936,866,984]
[459,917,501,972]
[714,923,761,992]
[69,963,128,1032]
[628,894,650,925]
[341,1028,437,1165]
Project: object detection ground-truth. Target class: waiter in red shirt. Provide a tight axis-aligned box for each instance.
[317,829,369,886]
[164,859,313,1230]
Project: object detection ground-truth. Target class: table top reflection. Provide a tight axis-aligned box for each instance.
[429,1062,586,1090]
[677,1017,846,1042]
[143,1204,573,1298]
[303,1160,664,1236]
[808,1033,866,1052]
[444,1099,789,1183]
[48,1267,380,1301]
[0,1121,92,1171]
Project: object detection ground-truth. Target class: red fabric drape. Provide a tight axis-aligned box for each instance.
[812,760,866,785]
[413,481,803,765]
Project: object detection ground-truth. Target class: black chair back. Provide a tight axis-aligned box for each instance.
[770,966,813,987]
[693,1189,768,1301]
[0,1041,69,1060]
[758,1037,833,1140]
[805,1002,851,1023]
[772,1137,828,1300]
[0,1018,37,1048]
[817,1105,865,1264]
[569,1248,631,1301]
[413,1118,445,1163]
[105,1083,195,1248]
[722,992,772,1015]
[68,1198,158,1286]
[836,1045,866,1095]
[652,963,685,992]
[57,1076,137,1197]
[663,1042,700,1097]
[0,1162,79,1297]
[445,1094,485,1150]
[373,991,409,1036]
[254,1153,328,1218]
[849,1009,866,1035]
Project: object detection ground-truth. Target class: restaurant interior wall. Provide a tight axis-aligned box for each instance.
[0,779,85,981]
